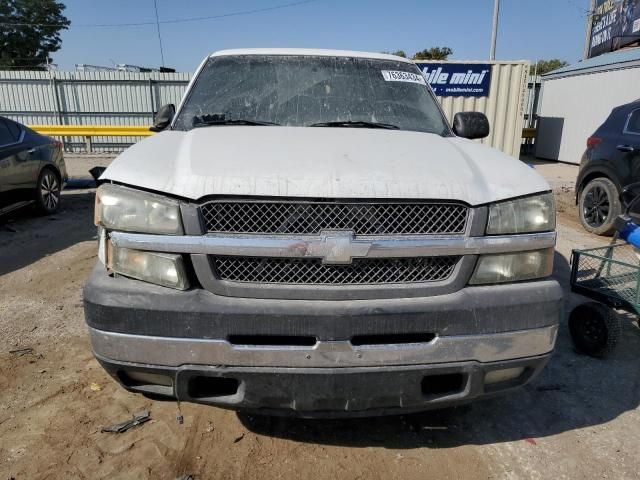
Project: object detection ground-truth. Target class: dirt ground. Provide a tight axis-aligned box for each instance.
[1,156,639,480]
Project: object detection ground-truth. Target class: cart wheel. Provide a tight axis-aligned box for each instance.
[569,302,621,357]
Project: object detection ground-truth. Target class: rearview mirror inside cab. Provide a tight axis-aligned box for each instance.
[452,112,490,140]
[150,104,176,132]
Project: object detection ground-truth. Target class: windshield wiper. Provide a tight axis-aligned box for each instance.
[309,120,399,130]
[193,114,279,127]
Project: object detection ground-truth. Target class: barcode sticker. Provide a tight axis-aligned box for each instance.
[381,70,427,85]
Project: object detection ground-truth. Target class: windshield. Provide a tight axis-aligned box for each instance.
[173,55,450,135]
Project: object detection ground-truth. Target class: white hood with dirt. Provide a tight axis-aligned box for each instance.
[101,126,550,205]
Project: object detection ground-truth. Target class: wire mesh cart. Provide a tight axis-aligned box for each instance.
[569,184,640,357]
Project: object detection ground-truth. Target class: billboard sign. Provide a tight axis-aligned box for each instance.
[589,0,640,58]
[415,63,492,97]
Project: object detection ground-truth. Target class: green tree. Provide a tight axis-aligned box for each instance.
[534,59,569,75]
[382,50,407,58]
[412,47,453,61]
[0,0,70,70]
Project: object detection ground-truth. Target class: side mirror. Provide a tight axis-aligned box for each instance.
[150,104,175,132]
[452,112,490,140]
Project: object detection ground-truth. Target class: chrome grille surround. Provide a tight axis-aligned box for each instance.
[182,200,485,298]
[200,200,469,236]
[212,256,460,285]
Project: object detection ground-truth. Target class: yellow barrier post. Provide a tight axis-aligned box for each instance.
[28,125,155,153]
[29,125,155,137]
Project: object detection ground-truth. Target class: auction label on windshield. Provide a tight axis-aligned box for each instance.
[381,70,426,85]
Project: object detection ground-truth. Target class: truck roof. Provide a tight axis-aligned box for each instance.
[209,48,413,63]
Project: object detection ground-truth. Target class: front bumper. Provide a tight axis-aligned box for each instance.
[84,265,562,416]
[97,354,551,418]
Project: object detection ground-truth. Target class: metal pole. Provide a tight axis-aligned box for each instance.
[149,78,155,120]
[490,0,500,60]
[51,75,63,125]
[49,70,65,150]
[583,0,597,59]
[153,0,166,67]
[529,60,538,129]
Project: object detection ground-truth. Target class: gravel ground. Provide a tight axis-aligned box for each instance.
[1,155,639,480]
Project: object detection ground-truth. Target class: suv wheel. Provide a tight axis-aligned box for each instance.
[579,177,620,236]
[35,168,61,214]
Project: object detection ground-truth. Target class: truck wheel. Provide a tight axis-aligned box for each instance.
[568,302,621,357]
[35,167,61,215]
[579,177,620,236]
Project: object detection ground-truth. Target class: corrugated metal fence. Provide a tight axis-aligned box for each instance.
[0,70,190,152]
[0,63,531,156]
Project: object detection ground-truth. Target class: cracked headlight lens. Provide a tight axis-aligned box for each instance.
[95,184,183,235]
[487,193,555,235]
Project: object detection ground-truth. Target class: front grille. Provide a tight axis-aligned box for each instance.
[200,201,468,235]
[212,256,460,285]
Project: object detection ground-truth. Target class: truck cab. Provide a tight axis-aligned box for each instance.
[84,49,562,417]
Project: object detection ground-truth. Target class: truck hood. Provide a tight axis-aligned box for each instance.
[102,127,550,206]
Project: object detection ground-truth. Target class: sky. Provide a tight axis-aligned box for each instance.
[52,0,591,72]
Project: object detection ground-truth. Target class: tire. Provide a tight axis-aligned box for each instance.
[579,177,621,236]
[34,167,61,214]
[568,302,621,357]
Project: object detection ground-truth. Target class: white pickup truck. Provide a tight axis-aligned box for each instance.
[84,49,562,417]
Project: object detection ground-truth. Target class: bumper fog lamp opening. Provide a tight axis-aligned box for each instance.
[119,371,174,388]
[484,367,525,385]
[188,376,240,399]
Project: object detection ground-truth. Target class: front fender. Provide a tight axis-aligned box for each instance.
[575,164,622,203]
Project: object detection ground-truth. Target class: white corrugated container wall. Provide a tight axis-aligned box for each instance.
[0,62,529,155]
[421,60,530,158]
[537,67,640,164]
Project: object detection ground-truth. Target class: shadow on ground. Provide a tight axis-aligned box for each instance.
[238,251,640,448]
[0,190,96,275]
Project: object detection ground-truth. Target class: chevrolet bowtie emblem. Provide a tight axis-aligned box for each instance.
[307,230,371,265]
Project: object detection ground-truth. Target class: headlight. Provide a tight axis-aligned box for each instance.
[95,184,183,235]
[108,245,190,290]
[470,248,554,285]
[487,193,555,235]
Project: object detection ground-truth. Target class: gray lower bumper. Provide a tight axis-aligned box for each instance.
[84,265,562,415]
[96,354,551,418]
[89,325,558,368]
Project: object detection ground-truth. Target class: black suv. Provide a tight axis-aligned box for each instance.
[577,100,640,235]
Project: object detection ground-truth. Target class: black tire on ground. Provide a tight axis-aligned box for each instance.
[568,302,621,357]
[578,177,621,236]
[34,167,61,214]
